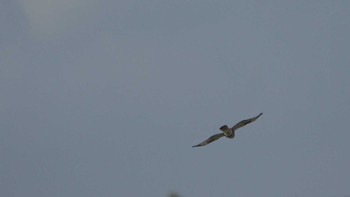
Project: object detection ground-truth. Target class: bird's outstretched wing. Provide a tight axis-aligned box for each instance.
[192,133,225,147]
[232,113,263,131]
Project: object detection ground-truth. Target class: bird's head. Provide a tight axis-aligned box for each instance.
[220,125,230,131]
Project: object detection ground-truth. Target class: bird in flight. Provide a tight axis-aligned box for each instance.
[192,113,263,147]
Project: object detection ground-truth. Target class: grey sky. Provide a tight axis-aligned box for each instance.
[1,1,350,197]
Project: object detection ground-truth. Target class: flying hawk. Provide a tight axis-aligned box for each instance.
[192,113,263,147]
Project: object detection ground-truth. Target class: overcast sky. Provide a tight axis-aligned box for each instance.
[1,1,350,197]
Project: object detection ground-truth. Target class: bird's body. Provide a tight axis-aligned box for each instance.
[220,125,234,138]
[192,113,263,147]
